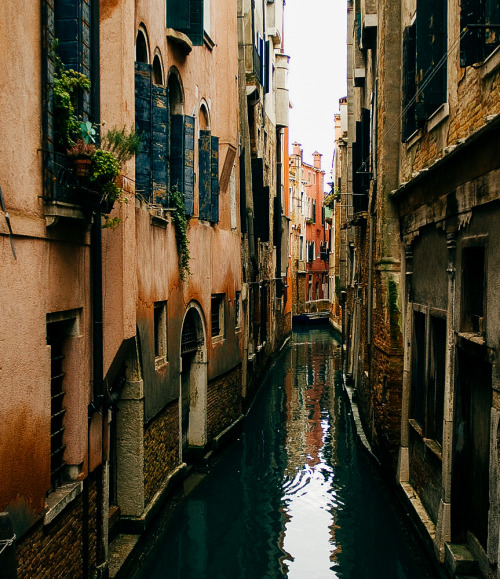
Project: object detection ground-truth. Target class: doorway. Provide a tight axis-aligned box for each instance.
[180,305,208,459]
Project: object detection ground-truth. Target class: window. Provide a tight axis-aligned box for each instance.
[235,291,241,328]
[462,245,486,334]
[461,0,500,66]
[410,308,446,446]
[402,22,417,140]
[198,127,220,223]
[166,0,204,46]
[154,301,167,366]
[211,294,224,338]
[46,312,79,491]
[299,235,304,261]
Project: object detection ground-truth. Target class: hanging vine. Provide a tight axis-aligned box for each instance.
[169,185,191,280]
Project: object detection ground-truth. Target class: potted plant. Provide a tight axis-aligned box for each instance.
[67,139,96,177]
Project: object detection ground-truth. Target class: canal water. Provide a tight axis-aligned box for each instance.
[135,327,437,578]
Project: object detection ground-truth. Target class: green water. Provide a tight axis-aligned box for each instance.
[136,328,438,578]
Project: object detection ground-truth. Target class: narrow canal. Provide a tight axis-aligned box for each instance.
[134,327,438,578]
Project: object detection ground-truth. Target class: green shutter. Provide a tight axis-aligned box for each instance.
[461,0,484,66]
[135,62,153,200]
[199,130,211,220]
[152,84,169,205]
[210,135,219,223]
[170,114,184,195]
[184,115,195,216]
[166,0,204,46]
[166,0,191,30]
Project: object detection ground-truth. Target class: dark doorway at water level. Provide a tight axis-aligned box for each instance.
[135,328,438,578]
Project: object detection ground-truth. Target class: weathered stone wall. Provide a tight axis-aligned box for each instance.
[144,401,179,506]
[207,365,242,442]
[409,430,442,525]
[16,478,97,578]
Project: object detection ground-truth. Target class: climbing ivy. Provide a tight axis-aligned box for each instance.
[169,186,191,280]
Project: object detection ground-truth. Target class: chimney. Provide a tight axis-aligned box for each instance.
[313,151,322,169]
[292,142,302,156]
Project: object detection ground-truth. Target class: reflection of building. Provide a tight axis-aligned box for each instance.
[289,145,328,317]
[342,0,500,575]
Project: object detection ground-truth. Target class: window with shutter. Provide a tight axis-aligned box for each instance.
[210,135,219,223]
[460,0,500,66]
[166,0,204,46]
[184,115,195,216]
[416,0,447,119]
[170,114,185,196]
[402,23,417,140]
[430,316,446,445]
[199,130,211,220]
[135,63,153,200]
[152,85,169,204]
[411,310,427,428]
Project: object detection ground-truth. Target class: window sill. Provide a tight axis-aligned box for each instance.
[427,102,449,132]
[408,418,423,437]
[44,200,88,227]
[481,45,500,79]
[457,331,485,346]
[211,335,224,344]
[423,437,442,461]
[166,28,193,54]
[149,206,170,228]
[44,481,83,526]
[204,31,215,51]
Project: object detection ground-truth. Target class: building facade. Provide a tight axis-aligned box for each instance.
[0,1,290,576]
[343,0,500,575]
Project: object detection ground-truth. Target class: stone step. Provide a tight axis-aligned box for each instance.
[445,543,480,577]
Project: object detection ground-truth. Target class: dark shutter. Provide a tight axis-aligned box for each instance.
[167,0,191,29]
[199,130,211,220]
[55,0,91,118]
[166,0,204,46]
[184,115,195,216]
[432,317,446,445]
[416,0,447,118]
[135,63,153,200]
[239,151,247,234]
[264,40,271,94]
[251,158,269,242]
[312,201,316,223]
[170,114,184,194]
[411,311,426,427]
[151,85,169,205]
[210,135,219,223]
[460,0,483,66]
[189,0,204,46]
[485,0,500,56]
[402,24,417,140]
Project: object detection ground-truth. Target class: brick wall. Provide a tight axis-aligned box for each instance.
[207,365,242,442]
[144,401,179,506]
[16,478,98,578]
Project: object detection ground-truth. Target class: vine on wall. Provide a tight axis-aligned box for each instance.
[169,186,191,280]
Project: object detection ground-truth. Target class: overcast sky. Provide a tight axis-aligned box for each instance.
[284,0,347,187]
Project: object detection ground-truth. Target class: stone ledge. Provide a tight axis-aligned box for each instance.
[44,481,83,526]
[400,482,436,543]
[166,28,193,54]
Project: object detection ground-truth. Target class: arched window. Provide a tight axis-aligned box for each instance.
[136,28,149,64]
[198,101,218,222]
[153,53,164,86]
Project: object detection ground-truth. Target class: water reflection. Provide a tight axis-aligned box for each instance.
[136,328,435,579]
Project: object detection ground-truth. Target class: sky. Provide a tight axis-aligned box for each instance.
[283,0,347,188]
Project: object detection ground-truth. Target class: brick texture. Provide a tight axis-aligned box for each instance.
[16,478,98,579]
[144,401,180,506]
[207,365,242,442]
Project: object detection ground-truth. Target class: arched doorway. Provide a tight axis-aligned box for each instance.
[180,303,208,458]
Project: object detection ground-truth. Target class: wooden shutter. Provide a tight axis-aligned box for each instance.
[170,114,184,194]
[239,151,247,234]
[184,115,195,216]
[416,0,447,118]
[167,0,191,29]
[411,311,427,427]
[485,0,500,56]
[402,24,417,140]
[460,0,484,66]
[166,0,204,46]
[135,63,153,200]
[152,85,169,205]
[251,158,269,242]
[210,135,219,223]
[199,130,211,220]
[432,316,446,445]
